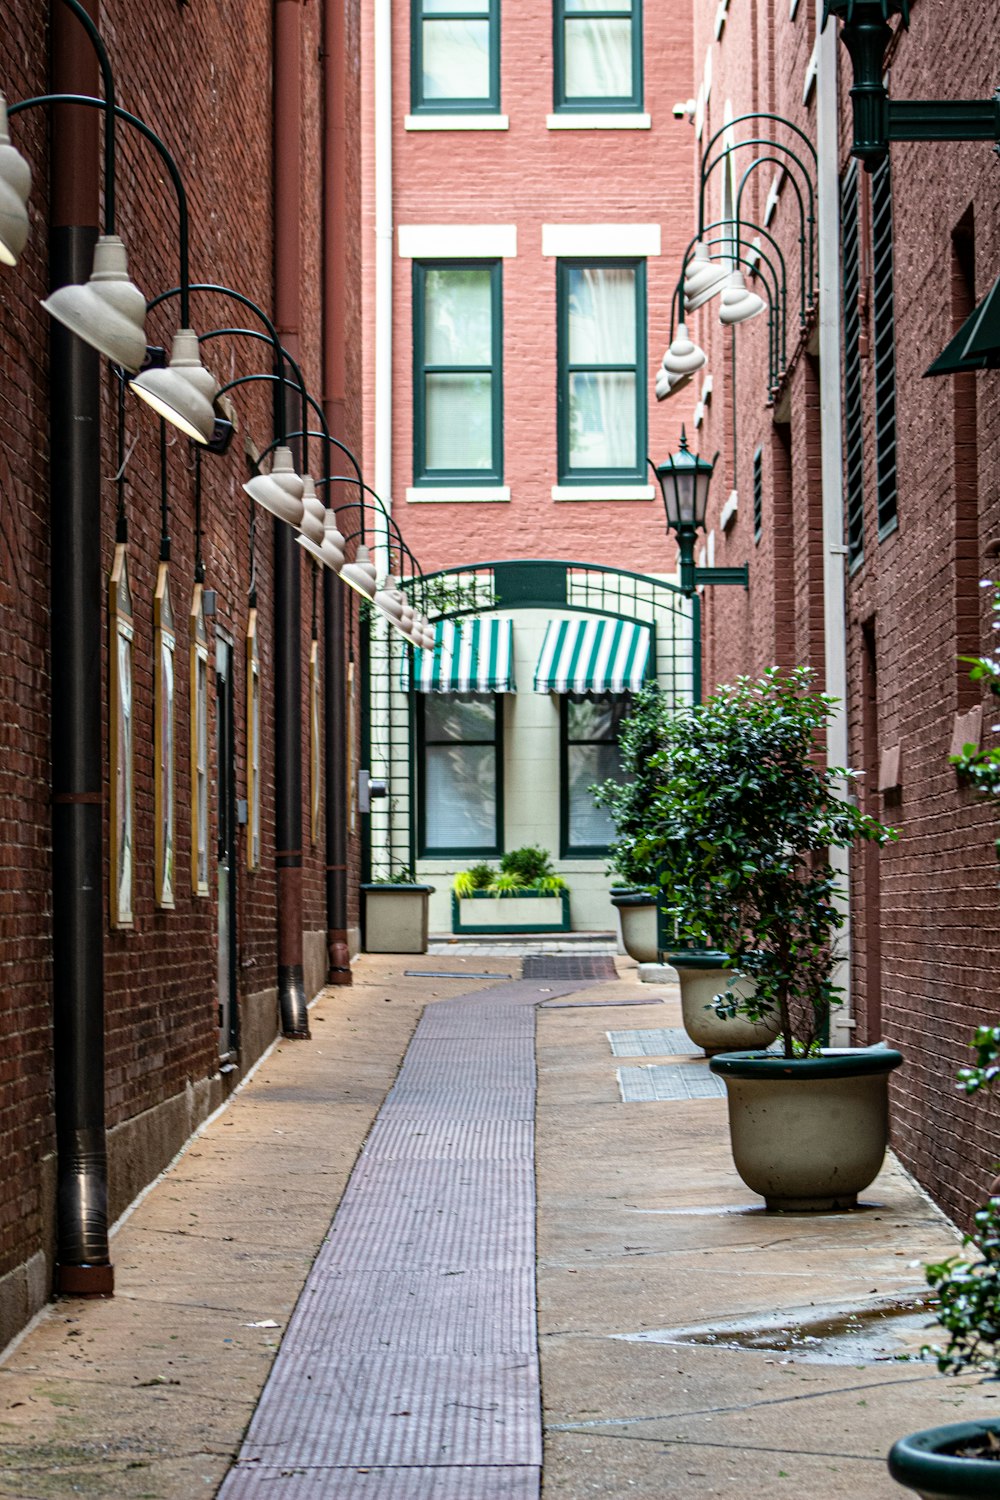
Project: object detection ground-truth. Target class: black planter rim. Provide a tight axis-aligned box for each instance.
[361,882,435,893]
[610,890,657,908]
[888,1420,1000,1496]
[709,1046,904,1081]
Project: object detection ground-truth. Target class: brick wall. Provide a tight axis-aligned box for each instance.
[0,0,364,1334]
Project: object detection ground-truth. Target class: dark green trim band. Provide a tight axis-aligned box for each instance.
[668,949,733,970]
[361,883,435,893]
[709,1048,904,1081]
[611,890,656,908]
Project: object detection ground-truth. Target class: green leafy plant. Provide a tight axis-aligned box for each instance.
[498,845,563,887]
[452,846,568,897]
[594,685,674,891]
[627,667,896,1056]
[452,862,495,898]
[925,1194,1000,1379]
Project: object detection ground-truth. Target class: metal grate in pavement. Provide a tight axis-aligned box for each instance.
[607,1027,698,1057]
[286,1268,535,1356]
[218,978,544,1499]
[617,1063,727,1102]
[521,954,618,982]
[223,1466,540,1498]
[364,1118,534,1162]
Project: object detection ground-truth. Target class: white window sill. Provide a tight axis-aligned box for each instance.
[545,113,651,130]
[551,483,655,502]
[405,114,509,131]
[406,485,511,503]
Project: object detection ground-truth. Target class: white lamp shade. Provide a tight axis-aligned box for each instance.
[299,476,326,546]
[0,96,31,268]
[660,322,707,377]
[718,271,766,325]
[374,577,408,627]
[129,327,217,443]
[41,235,148,372]
[245,471,303,526]
[338,542,378,599]
[268,446,305,503]
[296,532,328,567]
[683,242,731,312]
[320,511,347,570]
[656,362,693,402]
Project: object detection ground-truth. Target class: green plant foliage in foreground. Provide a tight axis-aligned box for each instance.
[452,862,496,898]
[594,685,675,891]
[624,667,896,1056]
[925,1196,1000,1379]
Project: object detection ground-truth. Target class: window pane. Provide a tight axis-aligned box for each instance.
[423,19,490,99]
[426,744,497,847]
[568,371,636,469]
[424,694,496,742]
[566,0,631,10]
[567,743,621,847]
[567,696,625,741]
[425,268,493,365]
[567,267,636,365]
[424,0,488,11]
[426,371,493,469]
[565,17,632,99]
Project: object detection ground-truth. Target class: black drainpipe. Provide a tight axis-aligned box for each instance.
[49,0,113,1295]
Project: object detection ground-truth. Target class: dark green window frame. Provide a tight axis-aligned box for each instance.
[411,0,501,115]
[871,156,898,542]
[417,693,504,857]
[559,694,627,857]
[412,259,504,487]
[553,0,643,113]
[556,258,647,485]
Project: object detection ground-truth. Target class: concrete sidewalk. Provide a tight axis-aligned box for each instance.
[0,956,987,1498]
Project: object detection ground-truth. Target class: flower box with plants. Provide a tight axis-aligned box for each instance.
[451,847,570,934]
[631,667,901,1209]
[361,868,435,954]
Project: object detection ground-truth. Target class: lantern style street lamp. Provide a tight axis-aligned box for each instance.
[653,429,748,597]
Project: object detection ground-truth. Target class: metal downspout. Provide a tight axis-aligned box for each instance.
[273,0,309,1036]
[49,0,113,1294]
[321,0,352,985]
[816,12,852,1046]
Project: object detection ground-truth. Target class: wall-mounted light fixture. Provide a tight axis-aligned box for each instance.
[651,429,748,597]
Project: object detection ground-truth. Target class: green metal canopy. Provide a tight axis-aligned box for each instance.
[406,617,516,693]
[925,273,1000,376]
[533,617,651,694]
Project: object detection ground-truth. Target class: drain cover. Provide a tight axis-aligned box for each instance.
[617,1063,726,1101]
[522,955,618,981]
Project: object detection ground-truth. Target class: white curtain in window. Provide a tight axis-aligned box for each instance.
[423,10,490,101]
[564,2,632,100]
[568,266,637,470]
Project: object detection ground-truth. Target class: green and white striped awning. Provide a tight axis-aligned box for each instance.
[407,618,516,693]
[533,617,650,695]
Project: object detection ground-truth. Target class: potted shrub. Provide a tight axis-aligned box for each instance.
[596,688,668,965]
[597,688,774,1040]
[362,867,435,954]
[888,1030,1000,1497]
[635,667,900,1209]
[451,846,570,933]
[889,599,1000,1493]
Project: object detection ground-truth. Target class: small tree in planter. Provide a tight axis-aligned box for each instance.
[634,666,896,1056]
[596,685,674,893]
[632,667,901,1210]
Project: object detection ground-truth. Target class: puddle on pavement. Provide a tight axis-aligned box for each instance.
[619,1294,938,1364]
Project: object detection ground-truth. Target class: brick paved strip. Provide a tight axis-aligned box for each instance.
[219,980,577,1498]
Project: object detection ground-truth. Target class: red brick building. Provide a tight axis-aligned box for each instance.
[0,0,363,1345]
[684,0,1000,1229]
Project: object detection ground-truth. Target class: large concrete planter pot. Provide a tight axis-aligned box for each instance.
[361,883,434,954]
[611,891,657,964]
[888,1421,1000,1498]
[668,949,780,1054]
[709,1047,904,1211]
